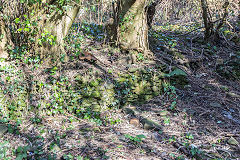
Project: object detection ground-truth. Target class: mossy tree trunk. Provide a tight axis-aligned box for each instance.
[33,1,80,61]
[118,0,149,53]
[200,0,212,40]
[108,0,157,57]
[0,0,80,62]
[0,17,14,58]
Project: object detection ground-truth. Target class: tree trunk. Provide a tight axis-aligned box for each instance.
[107,0,156,58]
[147,0,160,28]
[36,3,80,62]
[107,0,158,59]
[200,0,229,42]
[0,0,80,62]
[200,0,213,40]
[118,0,149,53]
[0,17,14,58]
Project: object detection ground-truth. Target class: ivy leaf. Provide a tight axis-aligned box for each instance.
[15,18,20,23]
[169,68,187,76]
[17,28,23,32]
[24,28,30,32]
[136,134,146,139]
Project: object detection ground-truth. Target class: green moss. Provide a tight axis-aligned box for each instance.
[141,118,161,131]
[91,103,101,112]
[144,95,153,101]
[89,80,99,87]
[128,68,138,73]
[0,62,186,123]
[81,99,94,107]
[118,77,128,83]
[152,85,159,91]
[91,90,101,98]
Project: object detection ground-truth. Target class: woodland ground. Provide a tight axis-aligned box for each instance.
[0,24,240,160]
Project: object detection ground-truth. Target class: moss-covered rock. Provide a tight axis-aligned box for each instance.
[81,98,94,108]
[91,103,101,112]
[128,68,138,73]
[141,118,161,131]
[31,66,188,118]
[89,80,99,87]
[91,90,101,98]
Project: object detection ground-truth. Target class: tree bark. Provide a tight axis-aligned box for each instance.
[118,0,149,53]
[36,3,80,61]
[200,0,229,42]
[0,17,14,59]
[107,0,157,57]
[0,0,80,62]
[200,0,213,40]
[147,0,160,28]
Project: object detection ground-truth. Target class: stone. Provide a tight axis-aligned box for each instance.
[227,137,239,145]
[159,111,169,117]
[129,118,140,127]
[0,125,8,137]
[153,132,161,141]
[142,118,161,131]
[144,123,154,130]
[128,68,138,73]
[216,58,224,65]
[92,104,101,112]
[161,152,167,157]
[123,107,135,116]
[119,135,126,141]
[227,92,240,98]
[210,102,222,108]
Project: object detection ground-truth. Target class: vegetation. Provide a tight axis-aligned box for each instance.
[0,0,239,159]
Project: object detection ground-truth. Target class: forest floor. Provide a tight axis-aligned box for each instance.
[0,25,240,160]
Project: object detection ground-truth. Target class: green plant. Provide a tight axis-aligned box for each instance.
[15,146,30,160]
[0,141,10,160]
[168,136,176,143]
[38,29,57,46]
[76,156,90,160]
[164,117,170,125]
[149,29,178,48]
[63,154,74,160]
[185,133,194,140]
[124,134,146,144]
[164,68,187,77]
[137,53,144,61]
[108,117,121,125]
[190,145,202,157]
[30,116,42,124]
[176,155,185,160]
